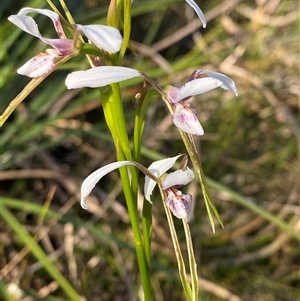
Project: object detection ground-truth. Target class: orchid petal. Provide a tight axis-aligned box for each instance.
[77,24,122,53]
[144,155,182,202]
[17,7,60,25]
[65,66,142,89]
[162,167,194,190]
[201,70,238,96]
[81,161,136,209]
[17,8,66,39]
[185,0,207,28]
[17,51,58,78]
[180,193,194,221]
[8,8,73,54]
[165,190,193,221]
[170,77,222,103]
[41,38,74,55]
[172,104,204,135]
[8,14,41,39]
[8,8,63,38]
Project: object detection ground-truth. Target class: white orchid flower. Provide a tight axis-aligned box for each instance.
[8,7,122,78]
[144,155,194,221]
[81,155,194,221]
[166,70,238,135]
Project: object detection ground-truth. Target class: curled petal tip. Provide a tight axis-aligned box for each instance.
[185,0,207,28]
[201,70,238,96]
[81,198,89,210]
[80,161,136,209]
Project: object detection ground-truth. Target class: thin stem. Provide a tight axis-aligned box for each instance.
[118,0,132,61]
[182,220,199,301]
[133,88,157,264]
[178,132,224,232]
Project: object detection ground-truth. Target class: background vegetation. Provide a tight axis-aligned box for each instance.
[1,0,299,300]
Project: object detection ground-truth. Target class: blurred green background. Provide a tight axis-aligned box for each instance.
[1,0,299,300]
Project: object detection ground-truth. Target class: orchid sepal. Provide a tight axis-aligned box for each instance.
[8,8,73,54]
[81,161,136,209]
[65,66,142,89]
[144,155,183,202]
[76,24,122,54]
[185,0,207,28]
[199,70,238,96]
[162,167,194,190]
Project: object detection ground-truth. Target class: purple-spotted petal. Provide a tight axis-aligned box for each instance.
[200,70,238,96]
[17,51,59,78]
[185,0,206,28]
[144,155,182,202]
[77,24,122,53]
[65,66,142,89]
[165,189,193,221]
[172,103,204,135]
[162,167,194,190]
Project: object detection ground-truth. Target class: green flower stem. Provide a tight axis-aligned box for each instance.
[100,85,152,300]
[133,89,159,266]
[119,0,132,61]
[116,159,152,301]
[133,88,157,161]
[159,187,193,301]
[142,200,153,264]
[0,205,82,301]
[182,220,199,301]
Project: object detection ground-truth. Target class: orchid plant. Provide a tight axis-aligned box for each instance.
[4,1,238,300]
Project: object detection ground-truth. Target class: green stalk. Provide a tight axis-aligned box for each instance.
[118,0,132,61]
[182,220,199,301]
[142,200,152,264]
[0,205,82,301]
[178,132,224,233]
[133,89,158,266]
[100,85,152,300]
